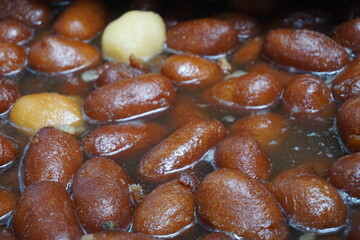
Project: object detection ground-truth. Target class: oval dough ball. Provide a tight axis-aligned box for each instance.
[102,10,166,63]
[9,93,84,135]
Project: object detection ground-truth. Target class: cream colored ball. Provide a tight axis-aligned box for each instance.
[9,93,85,135]
[102,10,166,63]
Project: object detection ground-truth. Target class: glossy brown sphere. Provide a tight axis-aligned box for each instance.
[337,96,360,151]
[328,152,360,199]
[282,74,335,121]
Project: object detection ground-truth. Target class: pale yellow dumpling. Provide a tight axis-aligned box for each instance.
[102,10,166,63]
[9,93,85,135]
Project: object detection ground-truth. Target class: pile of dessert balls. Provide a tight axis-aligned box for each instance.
[0,0,359,239]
